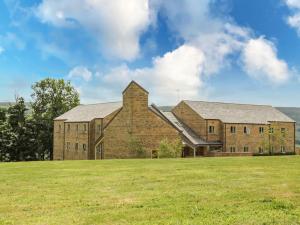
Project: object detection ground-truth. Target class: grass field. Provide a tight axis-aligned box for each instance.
[0,157,300,225]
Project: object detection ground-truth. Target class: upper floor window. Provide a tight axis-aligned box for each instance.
[269,127,274,134]
[281,128,286,137]
[230,146,236,152]
[244,146,249,152]
[97,124,101,133]
[244,126,250,134]
[56,124,61,133]
[76,124,79,132]
[67,124,70,132]
[230,126,236,133]
[259,127,264,134]
[208,126,215,134]
[84,124,87,132]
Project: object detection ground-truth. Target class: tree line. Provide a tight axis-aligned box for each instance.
[0,78,79,162]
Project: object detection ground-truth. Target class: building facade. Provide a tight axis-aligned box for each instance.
[53,81,296,160]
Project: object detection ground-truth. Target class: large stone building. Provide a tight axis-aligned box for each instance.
[53,81,296,160]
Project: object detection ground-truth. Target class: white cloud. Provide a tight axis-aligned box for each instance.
[84,44,206,104]
[68,66,92,81]
[241,37,290,83]
[107,45,205,103]
[155,1,294,83]
[36,0,152,61]
[284,0,300,35]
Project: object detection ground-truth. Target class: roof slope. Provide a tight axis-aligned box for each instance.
[54,102,122,122]
[184,100,295,124]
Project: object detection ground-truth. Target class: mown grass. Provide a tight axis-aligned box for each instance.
[0,156,300,225]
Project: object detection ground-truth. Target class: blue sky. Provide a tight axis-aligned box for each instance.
[0,0,300,106]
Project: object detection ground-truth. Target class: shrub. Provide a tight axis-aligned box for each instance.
[128,135,146,158]
[157,138,182,158]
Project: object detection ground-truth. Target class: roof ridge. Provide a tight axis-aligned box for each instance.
[80,101,122,106]
[183,100,272,107]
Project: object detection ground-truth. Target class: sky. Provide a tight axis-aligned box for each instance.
[0,0,300,106]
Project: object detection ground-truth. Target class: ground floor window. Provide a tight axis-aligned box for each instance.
[244,146,249,152]
[280,146,285,153]
[230,146,236,152]
[83,144,87,151]
[258,147,264,154]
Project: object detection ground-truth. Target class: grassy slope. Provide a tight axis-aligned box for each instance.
[0,157,300,225]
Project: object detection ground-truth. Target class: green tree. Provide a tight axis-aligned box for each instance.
[31,78,80,160]
[0,97,34,161]
[0,107,7,123]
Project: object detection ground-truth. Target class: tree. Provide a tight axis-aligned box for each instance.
[0,107,7,123]
[0,97,34,161]
[31,78,80,160]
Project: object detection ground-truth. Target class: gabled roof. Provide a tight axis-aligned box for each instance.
[152,104,221,147]
[54,102,122,122]
[122,80,149,94]
[183,100,295,124]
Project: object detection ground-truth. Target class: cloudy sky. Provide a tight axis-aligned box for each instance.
[0,0,300,106]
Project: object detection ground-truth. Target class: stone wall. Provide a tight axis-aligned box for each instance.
[173,101,207,139]
[207,120,223,142]
[53,120,65,160]
[64,122,89,160]
[224,122,295,153]
[103,82,180,159]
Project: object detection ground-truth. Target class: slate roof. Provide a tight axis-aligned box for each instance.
[152,105,221,147]
[184,100,295,124]
[54,102,122,122]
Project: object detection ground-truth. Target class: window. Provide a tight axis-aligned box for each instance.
[209,126,215,134]
[97,124,101,133]
[57,125,61,133]
[83,144,87,151]
[244,146,249,152]
[281,128,286,137]
[96,143,102,153]
[244,126,250,134]
[84,124,87,132]
[280,146,285,153]
[66,142,70,150]
[259,127,264,134]
[76,124,79,132]
[270,146,274,153]
[230,126,236,133]
[258,147,264,154]
[67,124,70,132]
[75,143,78,151]
[230,147,236,152]
[269,127,274,134]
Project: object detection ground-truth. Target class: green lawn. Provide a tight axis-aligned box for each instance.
[1,157,300,225]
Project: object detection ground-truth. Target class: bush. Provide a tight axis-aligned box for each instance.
[157,138,182,158]
[128,135,146,158]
